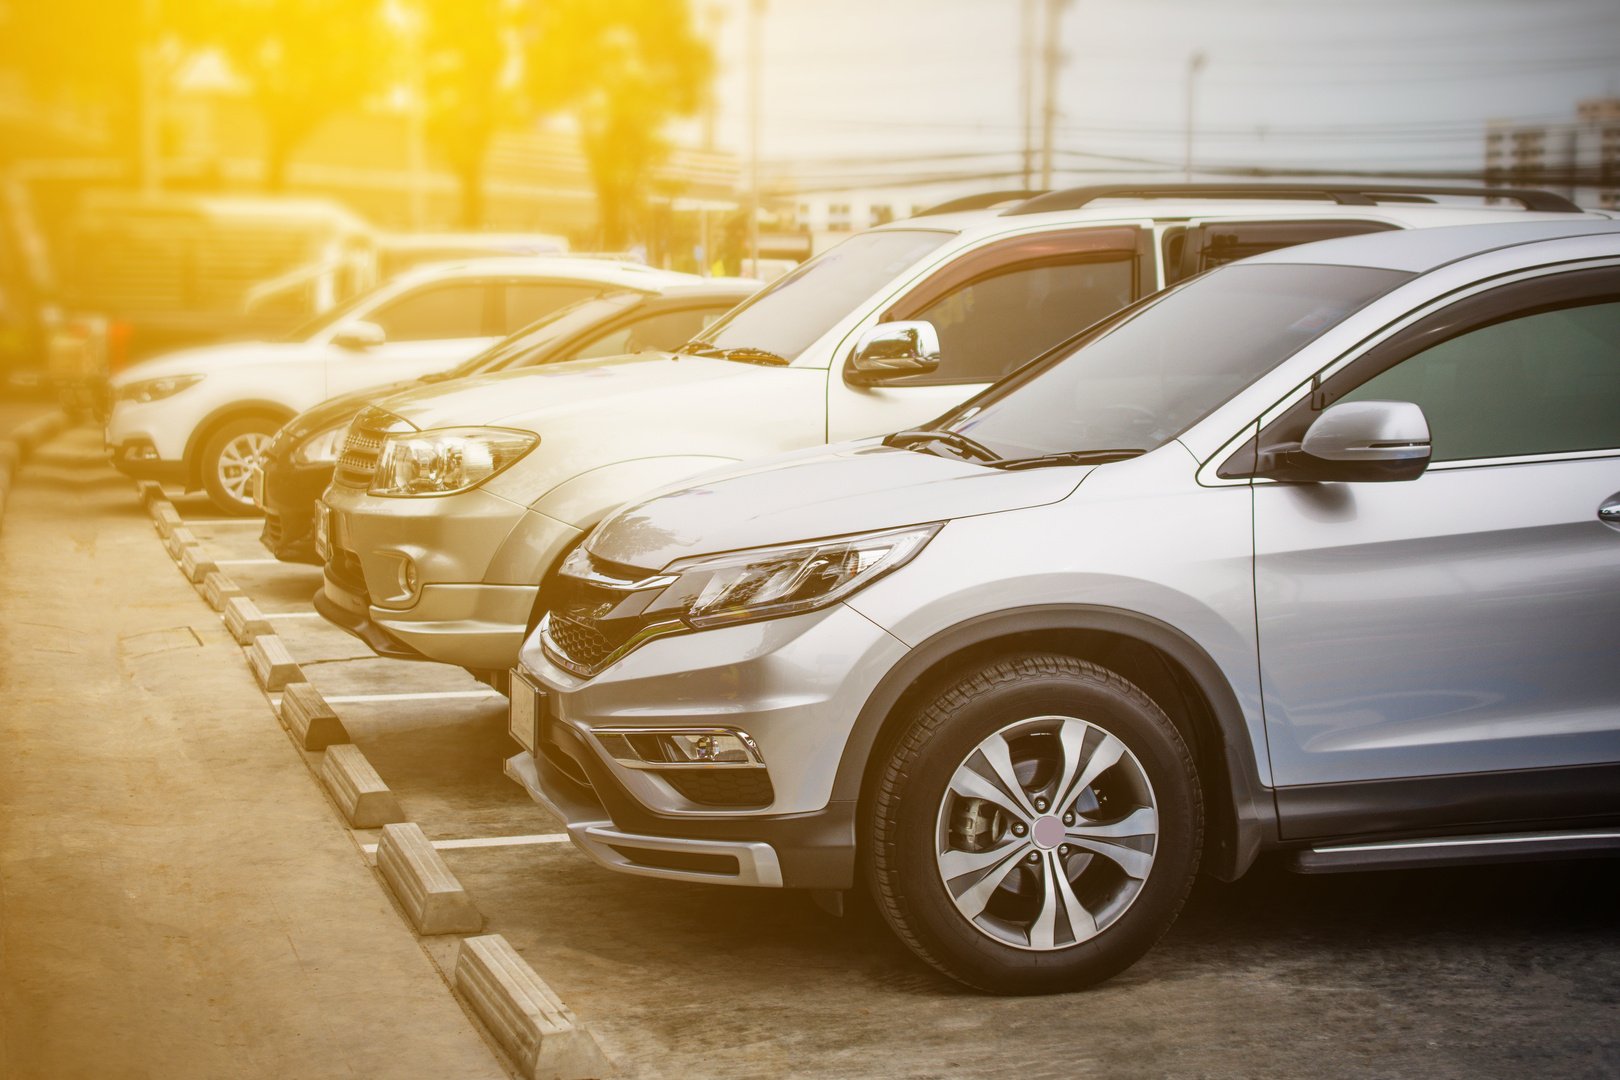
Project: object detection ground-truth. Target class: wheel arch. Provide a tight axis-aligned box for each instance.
[182,400,298,489]
[838,604,1275,882]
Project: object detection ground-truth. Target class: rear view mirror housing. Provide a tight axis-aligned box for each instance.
[845,321,942,385]
[332,320,386,351]
[1258,400,1432,483]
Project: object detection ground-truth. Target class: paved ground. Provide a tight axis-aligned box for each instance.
[4,426,1619,1079]
[0,430,509,1080]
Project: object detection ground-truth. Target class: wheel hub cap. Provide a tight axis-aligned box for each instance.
[1031,815,1065,850]
[934,714,1159,952]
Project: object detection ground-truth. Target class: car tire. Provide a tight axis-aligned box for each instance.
[199,416,278,515]
[866,653,1202,994]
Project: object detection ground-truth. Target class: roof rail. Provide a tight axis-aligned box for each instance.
[1002,183,1582,216]
[916,190,1049,216]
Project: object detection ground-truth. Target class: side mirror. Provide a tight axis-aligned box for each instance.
[1262,400,1432,483]
[845,321,941,385]
[332,320,386,351]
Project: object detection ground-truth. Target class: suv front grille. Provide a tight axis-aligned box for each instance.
[333,406,409,490]
[540,554,684,676]
[546,611,618,672]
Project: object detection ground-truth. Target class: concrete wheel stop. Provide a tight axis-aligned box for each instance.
[455,934,614,1080]
[376,822,482,936]
[203,571,244,611]
[224,596,273,644]
[247,633,302,691]
[279,681,350,750]
[179,545,218,584]
[152,502,183,538]
[164,527,198,560]
[321,744,405,828]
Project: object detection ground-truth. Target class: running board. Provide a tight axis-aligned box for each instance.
[1290,829,1620,874]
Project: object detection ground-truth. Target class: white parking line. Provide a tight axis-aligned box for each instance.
[323,690,506,704]
[263,611,323,619]
[361,833,570,854]
[215,559,280,566]
[183,518,262,526]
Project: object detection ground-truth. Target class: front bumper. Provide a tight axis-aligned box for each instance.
[508,603,911,890]
[505,751,788,887]
[258,455,332,564]
[107,437,186,484]
[318,485,582,671]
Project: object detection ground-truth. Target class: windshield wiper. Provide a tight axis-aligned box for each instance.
[989,448,1145,471]
[676,340,790,366]
[883,428,1002,463]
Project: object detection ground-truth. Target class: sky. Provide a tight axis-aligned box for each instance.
[690,0,1620,195]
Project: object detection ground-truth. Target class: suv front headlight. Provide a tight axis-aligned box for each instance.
[647,523,941,629]
[292,422,348,467]
[115,374,204,404]
[369,427,538,496]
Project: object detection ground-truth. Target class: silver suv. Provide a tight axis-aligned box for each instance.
[317,184,1600,677]
[507,220,1620,993]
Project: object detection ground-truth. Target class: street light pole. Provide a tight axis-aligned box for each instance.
[746,0,765,275]
[1039,0,1065,189]
[1184,50,1206,183]
[1020,0,1035,189]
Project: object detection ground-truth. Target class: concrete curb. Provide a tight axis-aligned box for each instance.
[377,822,482,936]
[135,479,166,508]
[321,744,406,828]
[164,527,199,561]
[279,681,351,751]
[224,596,274,645]
[246,632,303,692]
[179,545,218,585]
[152,502,184,539]
[455,935,614,1080]
[202,571,245,612]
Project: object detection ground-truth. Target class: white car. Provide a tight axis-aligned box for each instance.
[106,257,689,512]
[317,184,1609,675]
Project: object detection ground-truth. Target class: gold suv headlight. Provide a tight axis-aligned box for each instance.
[369,427,538,497]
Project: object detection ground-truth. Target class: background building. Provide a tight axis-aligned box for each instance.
[1486,97,1620,210]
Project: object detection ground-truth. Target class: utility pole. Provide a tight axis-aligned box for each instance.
[746,0,765,275]
[1184,50,1206,183]
[1020,0,1036,188]
[1039,0,1066,190]
[137,0,163,194]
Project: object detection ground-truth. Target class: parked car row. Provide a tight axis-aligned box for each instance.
[106,183,1620,994]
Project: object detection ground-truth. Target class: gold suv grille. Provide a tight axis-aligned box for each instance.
[333,407,407,490]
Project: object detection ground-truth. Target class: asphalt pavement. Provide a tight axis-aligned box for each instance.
[2,423,1617,1079]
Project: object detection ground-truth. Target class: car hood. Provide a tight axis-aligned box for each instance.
[109,340,317,387]
[372,351,782,431]
[284,378,426,442]
[586,441,1092,571]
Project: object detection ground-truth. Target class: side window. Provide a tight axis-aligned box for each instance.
[1166,220,1396,285]
[1341,299,1620,461]
[569,306,728,361]
[367,282,490,341]
[503,282,605,333]
[902,258,1135,384]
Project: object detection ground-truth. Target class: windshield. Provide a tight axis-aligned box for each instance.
[443,293,640,377]
[693,229,952,362]
[936,263,1413,460]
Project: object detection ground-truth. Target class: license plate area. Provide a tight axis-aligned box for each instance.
[508,669,544,752]
[314,502,332,562]
[250,466,268,511]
